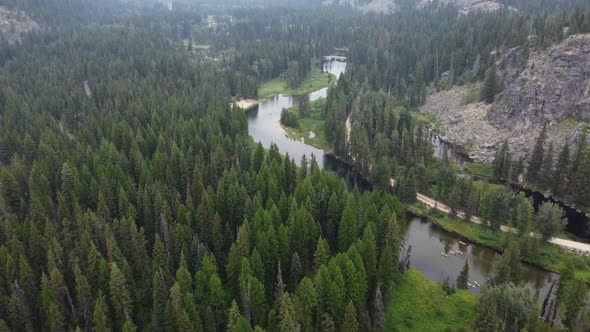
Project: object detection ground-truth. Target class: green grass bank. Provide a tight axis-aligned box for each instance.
[385,267,478,331]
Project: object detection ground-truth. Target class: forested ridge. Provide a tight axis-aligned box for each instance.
[0,0,590,331]
[0,5,408,332]
[319,4,590,217]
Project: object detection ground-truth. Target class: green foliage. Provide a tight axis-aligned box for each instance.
[109,263,133,324]
[258,62,335,100]
[2,3,590,332]
[385,268,478,331]
[456,260,470,290]
[281,99,331,151]
[341,301,359,332]
[280,108,299,128]
[480,66,499,104]
[476,284,536,331]
[527,126,547,184]
[536,202,566,242]
[474,291,501,332]
[493,241,522,286]
[492,141,511,179]
[338,205,357,252]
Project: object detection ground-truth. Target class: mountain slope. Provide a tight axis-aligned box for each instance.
[322,0,508,13]
[420,34,590,162]
[0,6,39,43]
[491,34,590,133]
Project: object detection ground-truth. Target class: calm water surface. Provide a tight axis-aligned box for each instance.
[405,217,557,296]
[247,61,346,168]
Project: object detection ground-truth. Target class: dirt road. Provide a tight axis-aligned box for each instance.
[415,191,590,254]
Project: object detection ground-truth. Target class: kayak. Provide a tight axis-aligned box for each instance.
[458,241,467,246]
[474,281,481,287]
[441,252,448,257]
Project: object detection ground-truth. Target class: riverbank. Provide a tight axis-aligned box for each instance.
[232,98,258,111]
[409,203,590,282]
[258,63,336,100]
[385,267,477,331]
[280,99,332,151]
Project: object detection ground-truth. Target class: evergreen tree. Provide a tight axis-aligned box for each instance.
[289,253,302,292]
[313,237,330,271]
[474,291,501,332]
[277,292,296,332]
[338,205,357,252]
[481,65,499,104]
[109,263,132,325]
[493,141,511,179]
[456,260,470,289]
[524,300,550,332]
[152,270,167,332]
[92,292,110,332]
[564,279,587,329]
[227,300,242,332]
[377,245,395,299]
[573,147,590,206]
[299,95,311,117]
[341,301,358,332]
[121,321,137,332]
[541,142,554,188]
[536,202,566,241]
[492,241,522,286]
[553,144,570,196]
[571,131,587,179]
[321,313,336,332]
[401,169,416,203]
[296,277,316,332]
[527,126,547,184]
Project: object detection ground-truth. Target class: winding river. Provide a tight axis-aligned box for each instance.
[247,60,557,297]
[247,61,346,169]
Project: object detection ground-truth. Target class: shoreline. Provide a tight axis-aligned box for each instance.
[407,205,590,283]
[406,206,558,275]
[232,98,259,111]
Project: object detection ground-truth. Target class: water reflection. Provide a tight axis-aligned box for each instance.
[404,217,558,296]
[247,61,346,169]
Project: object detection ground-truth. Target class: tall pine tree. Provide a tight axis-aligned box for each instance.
[527,125,547,184]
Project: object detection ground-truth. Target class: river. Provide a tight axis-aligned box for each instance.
[246,59,557,296]
[247,61,346,169]
[405,217,557,297]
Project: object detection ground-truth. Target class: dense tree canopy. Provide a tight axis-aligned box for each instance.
[0,1,589,330]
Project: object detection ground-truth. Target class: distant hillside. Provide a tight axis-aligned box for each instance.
[0,6,39,43]
[321,0,508,14]
[420,34,590,162]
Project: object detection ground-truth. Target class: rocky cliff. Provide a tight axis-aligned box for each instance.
[0,7,39,44]
[321,0,507,13]
[491,34,590,133]
[420,34,590,162]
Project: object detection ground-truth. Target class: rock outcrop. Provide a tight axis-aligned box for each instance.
[321,0,508,14]
[322,0,397,13]
[420,86,587,162]
[441,0,507,14]
[0,7,39,44]
[491,34,590,133]
[420,34,590,163]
